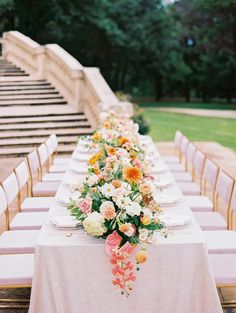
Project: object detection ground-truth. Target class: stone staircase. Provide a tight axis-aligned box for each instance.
[0,58,93,157]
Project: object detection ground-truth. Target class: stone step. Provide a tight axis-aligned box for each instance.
[0,144,76,157]
[0,78,48,83]
[0,85,54,91]
[0,89,59,95]
[0,80,50,86]
[0,128,93,139]
[0,73,29,77]
[0,120,91,131]
[0,114,87,125]
[0,136,79,147]
[0,105,79,117]
[0,98,67,106]
[0,94,62,100]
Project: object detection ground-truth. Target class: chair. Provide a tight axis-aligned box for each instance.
[27,149,60,197]
[194,171,235,231]
[2,173,48,230]
[167,136,189,172]
[46,134,70,165]
[204,185,236,254]
[178,149,206,196]
[15,160,54,212]
[172,142,197,182]
[209,253,236,308]
[0,253,33,309]
[37,143,64,182]
[184,158,219,212]
[162,130,183,164]
[0,186,38,254]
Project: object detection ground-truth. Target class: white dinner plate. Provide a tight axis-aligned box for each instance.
[72,154,91,162]
[69,166,88,174]
[160,214,191,228]
[154,179,172,189]
[50,216,81,228]
[154,194,181,206]
[56,194,80,206]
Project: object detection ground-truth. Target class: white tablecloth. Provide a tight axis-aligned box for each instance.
[29,142,222,313]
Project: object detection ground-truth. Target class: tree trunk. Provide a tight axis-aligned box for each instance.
[184,79,191,102]
[155,74,163,101]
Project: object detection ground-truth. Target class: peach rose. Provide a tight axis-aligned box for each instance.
[76,196,92,214]
[100,201,116,220]
[140,182,152,195]
[141,216,151,226]
[135,250,148,264]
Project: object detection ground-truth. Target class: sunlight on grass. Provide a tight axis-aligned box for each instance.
[143,109,236,151]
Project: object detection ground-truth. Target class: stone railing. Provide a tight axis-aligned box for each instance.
[2,31,133,129]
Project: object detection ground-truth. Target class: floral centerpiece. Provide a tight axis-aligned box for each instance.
[68,112,167,296]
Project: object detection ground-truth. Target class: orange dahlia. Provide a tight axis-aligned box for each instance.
[92,132,102,142]
[107,146,116,156]
[119,137,129,146]
[123,166,143,183]
[89,152,101,165]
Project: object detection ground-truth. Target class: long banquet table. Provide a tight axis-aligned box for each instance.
[29,136,222,313]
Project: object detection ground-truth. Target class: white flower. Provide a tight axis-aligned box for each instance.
[124,201,142,216]
[87,174,98,186]
[99,183,116,198]
[142,208,153,218]
[139,228,149,242]
[83,212,107,237]
[115,196,132,209]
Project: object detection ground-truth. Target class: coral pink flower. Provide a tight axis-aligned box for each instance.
[76,196,92,214]
[105,230,122,255]
[112,265,125,276]
[119,242,135,255]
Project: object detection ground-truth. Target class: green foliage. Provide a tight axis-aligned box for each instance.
[1,0,236,102]
[132,104,150,135]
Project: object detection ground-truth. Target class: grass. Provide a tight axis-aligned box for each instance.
[143,109,236,152]
[139,101,236,110]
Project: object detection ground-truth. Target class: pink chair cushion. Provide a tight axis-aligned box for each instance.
[209,254,236,285]
[172,172,192,182]
[21,197,54,212]
[184,195,213,212]
[49,164,68,173]
[42,173,64,182]
[0,254,34,286]
[10,212,47,230]
[194,212,227,230]
[0,230,39,254]
[32,182,60,196]
[54,157,70,165]
[168,163,185,172]
[178,182,201,195]
[204,230,236,254]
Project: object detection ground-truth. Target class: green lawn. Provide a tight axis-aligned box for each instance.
[139,101,236,110]
[143,109,236,151]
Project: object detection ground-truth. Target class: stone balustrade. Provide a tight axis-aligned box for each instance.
[2,31,133,128]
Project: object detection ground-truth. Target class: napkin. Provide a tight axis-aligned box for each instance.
[160,214,191,227]
[50,216,80,228]
[155,194,181,206]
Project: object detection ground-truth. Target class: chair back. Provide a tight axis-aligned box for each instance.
[50,134,58,150]
[185,142,196,163]
[14,161,29,190]
[203,159,219,198]
[27,149,40,176]
[2,172,19,206]
[215,171,235,228]
[0,185,9,229]
[180,136,189,155]
[0,186,7,215]
[174,131,183,148]
[193,150,205,176]
[37,143,49,172]
[215,171,234,205]
[230,187,236,229]
[45,136,55,158]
